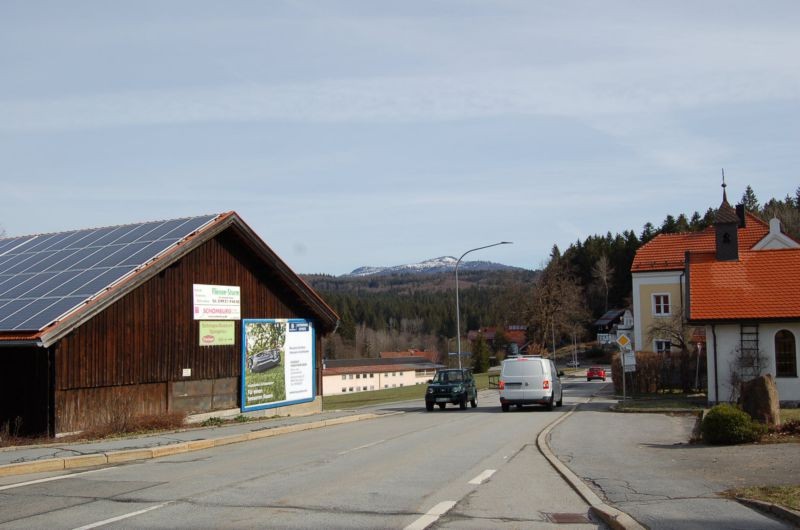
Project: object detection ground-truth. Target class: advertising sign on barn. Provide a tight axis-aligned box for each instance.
[241,319,315,412]
[193,284,241,320]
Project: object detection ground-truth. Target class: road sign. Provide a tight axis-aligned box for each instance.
[616,334,631,349]
[623,351,636,372]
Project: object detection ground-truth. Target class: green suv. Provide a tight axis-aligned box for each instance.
[425,369,478,411]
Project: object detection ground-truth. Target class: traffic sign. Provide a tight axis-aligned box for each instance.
[616,334,631,348]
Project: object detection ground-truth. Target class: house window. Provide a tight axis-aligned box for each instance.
[653,294,670,316]
[356,374,360,379]
[370,373,374,378]
[775,330,797,377]
[349,387,354,392]
[342,388,346,393]
[399,372,404,376]
[342,375,346,380]
[654,340,671,354]
[348,374,353,379]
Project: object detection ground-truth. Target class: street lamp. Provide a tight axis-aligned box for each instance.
[455,241,513,369]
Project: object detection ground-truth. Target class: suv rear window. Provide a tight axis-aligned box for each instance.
[501,359,544,377]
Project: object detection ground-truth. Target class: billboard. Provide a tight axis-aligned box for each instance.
[241,319,315,412]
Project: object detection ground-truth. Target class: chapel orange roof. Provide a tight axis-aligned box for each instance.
[631,212,768,272]
[688,248,800,321]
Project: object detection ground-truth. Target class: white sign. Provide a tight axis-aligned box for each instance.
[623,351,636,372]
[193,284,241,320]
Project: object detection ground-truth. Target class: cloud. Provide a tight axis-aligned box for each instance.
[2,48,799,133]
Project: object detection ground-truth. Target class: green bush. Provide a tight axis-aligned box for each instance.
[701,404,766,445]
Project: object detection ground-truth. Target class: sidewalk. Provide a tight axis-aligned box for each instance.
[0,408,395,479]
[548,397,800,529]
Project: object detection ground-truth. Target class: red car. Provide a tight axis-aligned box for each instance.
[586,366,606,381]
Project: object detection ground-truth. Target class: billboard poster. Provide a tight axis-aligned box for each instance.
[241,319,315,412]
[193,284,241,320]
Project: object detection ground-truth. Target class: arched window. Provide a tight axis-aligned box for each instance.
[775,330,797,377]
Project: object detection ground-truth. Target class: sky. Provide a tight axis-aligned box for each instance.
[1,1,799,275]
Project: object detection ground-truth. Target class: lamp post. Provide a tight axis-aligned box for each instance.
[455,241,513,369]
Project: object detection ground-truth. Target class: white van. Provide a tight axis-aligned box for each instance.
[498,356,563,411]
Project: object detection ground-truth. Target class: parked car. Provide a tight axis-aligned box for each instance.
[425,368,478,411]
[247,348,281,373]
[586,366,606,381]
[566,359,580,367]
[498,356,563,411]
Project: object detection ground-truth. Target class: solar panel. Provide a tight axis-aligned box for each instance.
[0,214,218,333]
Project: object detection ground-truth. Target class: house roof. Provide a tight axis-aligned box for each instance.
[0,212,339,346]
[687,248,800,321]
[594,309,626,327]
[322,356,443,375]
[631,212,769,272]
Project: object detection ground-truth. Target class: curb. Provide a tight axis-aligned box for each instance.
[537,406,646,530]
[0,412,391,479]
[735,497,800,528]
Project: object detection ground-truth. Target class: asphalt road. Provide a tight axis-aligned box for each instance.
[0,380,609,529]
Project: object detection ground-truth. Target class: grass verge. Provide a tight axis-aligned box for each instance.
[723,486,800,511]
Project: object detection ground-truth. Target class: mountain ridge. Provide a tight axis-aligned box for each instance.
[346,256,527,277]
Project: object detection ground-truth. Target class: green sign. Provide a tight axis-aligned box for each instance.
[199,321,236,346]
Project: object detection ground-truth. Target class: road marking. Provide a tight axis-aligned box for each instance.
[0,467,113,491]
[468,469,496,485]
[72,502,171,530]
[337,439,386,455]
[404,500,456,530]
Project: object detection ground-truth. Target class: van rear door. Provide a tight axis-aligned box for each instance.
[501,358,544,401]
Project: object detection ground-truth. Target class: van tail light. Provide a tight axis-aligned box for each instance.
[498,380,505,390]
[543,379,550,390]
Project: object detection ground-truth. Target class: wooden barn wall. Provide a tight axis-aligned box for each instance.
[55,229,326,427]
[0,346,52,436]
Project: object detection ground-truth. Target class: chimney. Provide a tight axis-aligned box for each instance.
[735,204,746,228]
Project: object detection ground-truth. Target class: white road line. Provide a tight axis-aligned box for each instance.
[337,439,386,455]
[0,467,113,492]
[468,469,496,485]
[404,500,457,530]
[71,502,171,530]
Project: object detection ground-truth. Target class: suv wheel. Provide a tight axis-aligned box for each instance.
[501,403,509,412]
[459,397,467,410]
[470,394,477,408]
[425,402,433,411]
[545,396,554,411]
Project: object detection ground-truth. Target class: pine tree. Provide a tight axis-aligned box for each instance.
[640,222,656,243]
[661,215,677,234]
[471,334,490,373]
[675,214,690,233]
[741,185,760,212]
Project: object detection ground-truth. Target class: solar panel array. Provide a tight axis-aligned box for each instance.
[0,214,217,333]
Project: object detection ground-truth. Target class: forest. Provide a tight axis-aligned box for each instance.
[306,185,799,360]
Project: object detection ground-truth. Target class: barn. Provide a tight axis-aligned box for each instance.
[0,212,339,436]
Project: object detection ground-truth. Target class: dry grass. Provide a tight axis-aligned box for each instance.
[0,411,187,448]
[723,486,800,511]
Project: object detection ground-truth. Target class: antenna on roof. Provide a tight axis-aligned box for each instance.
[721,168,726,189]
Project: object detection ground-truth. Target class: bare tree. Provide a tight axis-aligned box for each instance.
[525,255,588,353]
[645,309,691,353]
[591,255,615,313]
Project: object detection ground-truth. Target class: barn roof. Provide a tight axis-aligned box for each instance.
[0,212,338,346]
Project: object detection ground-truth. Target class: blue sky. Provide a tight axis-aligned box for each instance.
[1,1,799,274]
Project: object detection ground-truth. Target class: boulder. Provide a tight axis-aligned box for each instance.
[740,374,780,426]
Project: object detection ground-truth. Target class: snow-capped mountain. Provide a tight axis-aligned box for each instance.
[347,256,521,277]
